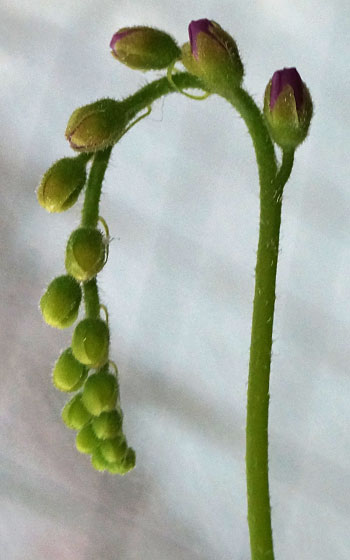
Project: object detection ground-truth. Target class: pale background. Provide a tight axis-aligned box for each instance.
[1,1,350,559]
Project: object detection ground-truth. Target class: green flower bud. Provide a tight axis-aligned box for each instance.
[37,155,88,213]
[110,27,181,71]
[61,393,92,430]
[181,19,244,96]
[100,434,127,464]
[52,347,88,392]
[91,447,110,472]
[82,372,118,416]
[40,275,82,329]
[65,227,106,282]
[71,318,109,368]
[92,409,123,440]
[65,99,128,152]
[76,423,100,454]
[107,447,136,475]
[263,67,313,149]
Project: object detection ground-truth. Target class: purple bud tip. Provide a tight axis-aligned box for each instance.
[270,67,303,110]
[109,28,137,51]
[188,19,213,59]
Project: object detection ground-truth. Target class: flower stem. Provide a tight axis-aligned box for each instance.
[83,278,100,319]
[81,147,112,229]
[224,87,295,559]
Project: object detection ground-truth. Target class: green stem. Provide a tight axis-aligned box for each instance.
[83,278,100,319]
[81,147,112,228]
[224,88,294,559]
[246,149,294,560]
[121,72,206,116]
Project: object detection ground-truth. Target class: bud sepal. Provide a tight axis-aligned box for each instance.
[53,347,88,392]
[263,67,313,149]
[65,227,106,282]
[181,19,244,96]
[40,275,82,329]
[110,26,181,70]
[71,318,109,368]
[65,99,128,152]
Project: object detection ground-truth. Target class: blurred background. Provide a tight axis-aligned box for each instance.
[1,1,349,559]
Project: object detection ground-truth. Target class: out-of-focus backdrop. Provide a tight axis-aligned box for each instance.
[1,1,349,559]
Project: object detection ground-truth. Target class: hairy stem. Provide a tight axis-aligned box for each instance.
[83,278,100,319]
[81,147,112,228]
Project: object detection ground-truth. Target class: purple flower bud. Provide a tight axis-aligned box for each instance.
[264,67,313,149]
[181,19,244,96]
[110,26,180,70]
[270,67,303,110]
[188,19,213,59]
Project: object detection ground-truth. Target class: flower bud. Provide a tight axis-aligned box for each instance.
[263,67,313,149]
[92,409,123,439]
[76,424,100,454]
[107,447,136,475]
[181,19,243,96]
[100,434,127,464]
[110,26,180,70]
[52,347,88,392]
[71,318,109,368]
[37,155,88,213]
[91,447,110,472]
[40,275,82,329]
[62,393,92,430]
[65,99,128,152]
[65,227,106,282]
[82,372,118,416]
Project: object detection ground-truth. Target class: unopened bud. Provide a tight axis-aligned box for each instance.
[82,372,118,416]
[52,347,88,392]
[65,227,106,282]
[76,424,100,454]
[91,447,110,472]
[71,318,109,368]
[92,409,123,439]
[181,19,244,96]
[107,447,136,475]
[100,434,127,464]
[40,275,82,329]
[263,67,313,149]
[110,26,180,70]
[37,155,88,213]
[61,393,92,430]
[65,99,128,152]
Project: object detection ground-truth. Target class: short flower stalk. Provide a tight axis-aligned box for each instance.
[37,17,312,559]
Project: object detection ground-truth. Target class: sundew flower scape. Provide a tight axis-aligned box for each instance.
[37,18,313,560]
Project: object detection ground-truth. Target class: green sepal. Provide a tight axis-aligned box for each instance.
[82,372,118,416]
[61,393,92,430]
[40,275,82,329]
[76,423,100,454]
[111,26,181,71]
[71,318,109,368]
[100,434,127,464]
[65,227,106,282]
[37,155,88,213]
[92,408,123,440]
[52,347,88,392]
[65,98,129,153]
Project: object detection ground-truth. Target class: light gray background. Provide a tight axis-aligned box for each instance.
[1,1,349,559]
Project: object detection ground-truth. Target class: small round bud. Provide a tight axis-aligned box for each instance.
[65,227,106,282]
[82,372,118,416]
[65,98,128,152]
[181,19,244,96]
[110,26,181,70]
[91,447,110,472]
[263,67,313,149]
[62,393,92,430]
[76,424,100,454]
[92,409,123,440]
[71,318,109,368]
[40,275,82,329]
[37,156,87,213]
[52,347,88,392]
[107,447,136,475]
[100,434,127,464]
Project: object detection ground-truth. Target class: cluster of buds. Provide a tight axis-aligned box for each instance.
[38,152,135,474]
